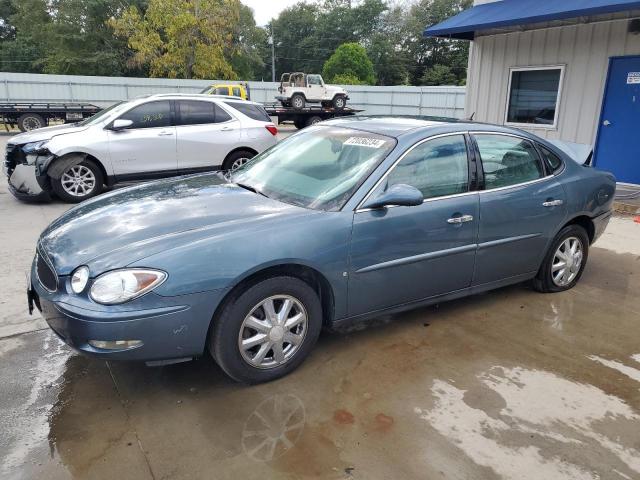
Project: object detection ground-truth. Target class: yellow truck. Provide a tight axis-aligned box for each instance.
[200,83,249,100]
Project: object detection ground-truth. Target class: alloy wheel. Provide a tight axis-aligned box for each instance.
[60,165,96,197]
[238,295,308,369]
[231,157,250,170]
[551,236,583,287]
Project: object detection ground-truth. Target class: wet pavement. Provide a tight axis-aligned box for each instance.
[2,133,640,479]
[1,241,640,480]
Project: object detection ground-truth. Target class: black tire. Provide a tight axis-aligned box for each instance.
[306,115,322,127]
[532,224,589,293]
[51,159,104,203]
[332,95,346,110]
[293,119,305,130]
[209,276,322,384]
[17,113,45,132]
[223,149,256,171]
[291,93,305,110]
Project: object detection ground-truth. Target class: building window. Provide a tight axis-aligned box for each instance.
[506,66,564,128]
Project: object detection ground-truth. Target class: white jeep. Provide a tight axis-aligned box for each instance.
[276,73,349,110]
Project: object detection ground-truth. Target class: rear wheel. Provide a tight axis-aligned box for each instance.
[332,95,346,110]
[291,94,305,110]
[17,113,45,132]
[532,224,589,293]
[51,159,104,203]
[209,276,322,384]
[306,115,322,127]
[223,149,255,171]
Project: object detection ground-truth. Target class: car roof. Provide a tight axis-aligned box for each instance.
[322,115,536,139]
[139,93,258,105]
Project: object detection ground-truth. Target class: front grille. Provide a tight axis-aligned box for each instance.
[36,247,57,292]
[4,143,20,176]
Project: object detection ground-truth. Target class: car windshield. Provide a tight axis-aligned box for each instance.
[76,101,125,126]
[230,126,396,211]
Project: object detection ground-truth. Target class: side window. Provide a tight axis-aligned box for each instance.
[474,134,544,189]
[214,104,232,122]
[224,102,271,122]
[384,135,469,199]
[118,101,171,129]
[214,87,229,95]
[232,87,242,97]
[539,145,563,173]
[177,100,215,125]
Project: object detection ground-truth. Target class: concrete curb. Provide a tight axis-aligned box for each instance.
[613,201,640,215]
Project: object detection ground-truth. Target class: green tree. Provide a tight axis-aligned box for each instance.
[331,73,367,85]
[0,0,50,73]
[228,3,267,80]
[420,64,457,85]
[323,42,375,85]
[110,0,240,79]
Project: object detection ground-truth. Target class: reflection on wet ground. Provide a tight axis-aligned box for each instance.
[1,246,640,480]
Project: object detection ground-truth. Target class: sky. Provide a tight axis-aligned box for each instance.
[241,0,302,26]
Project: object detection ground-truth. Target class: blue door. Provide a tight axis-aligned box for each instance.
[348,134,478,316]
[595,56,640,184]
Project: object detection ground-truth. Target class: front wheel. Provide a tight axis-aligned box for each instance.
[532,224,589,293]
[209,276,322,384]
[51,159,104,203]
[332,96,346,110]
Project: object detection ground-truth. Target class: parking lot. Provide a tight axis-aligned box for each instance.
[2,131,640,480]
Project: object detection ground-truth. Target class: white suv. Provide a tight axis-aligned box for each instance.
[4,94,278,203]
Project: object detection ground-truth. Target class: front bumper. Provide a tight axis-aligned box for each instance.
[30,264,226,361]
[4,145,54,201]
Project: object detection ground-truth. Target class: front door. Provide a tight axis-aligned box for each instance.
[107,100,177,178]
[472,133,567,285]
[348,134,478,316]
[595,56,640,184]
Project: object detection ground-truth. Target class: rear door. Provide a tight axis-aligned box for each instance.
[175,100,240,171]
[472,133,567,285]
[107,100,177,177]
[348,133,479,316]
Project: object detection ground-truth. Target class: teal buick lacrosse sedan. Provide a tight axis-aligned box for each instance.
[28,117,615,383]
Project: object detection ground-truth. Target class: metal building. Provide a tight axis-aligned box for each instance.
[425,0,640,185]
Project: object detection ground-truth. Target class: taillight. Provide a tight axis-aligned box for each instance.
[265,124,278,136]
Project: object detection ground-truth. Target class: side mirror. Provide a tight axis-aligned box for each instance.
[110,119,133,131]
[361,184,423,209]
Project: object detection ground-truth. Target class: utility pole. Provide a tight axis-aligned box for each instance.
[269,25,275,82]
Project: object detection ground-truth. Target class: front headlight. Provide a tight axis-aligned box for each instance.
[71,266,90,293]
[22,140,49,154]
[89,269,167,305]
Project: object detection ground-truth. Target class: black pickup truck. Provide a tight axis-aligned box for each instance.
[1,102,101,132]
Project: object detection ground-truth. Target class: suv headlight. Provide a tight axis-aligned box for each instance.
[70,266,90,293]
[89,269,167,305]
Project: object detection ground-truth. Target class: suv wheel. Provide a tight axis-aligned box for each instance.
[291,94,305,110]
[532,224,589,293]
[51,160,104,203]
[209,276,322,384]
[332,96,346,110]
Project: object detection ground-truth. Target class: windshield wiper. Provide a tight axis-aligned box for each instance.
[234,182,269,199]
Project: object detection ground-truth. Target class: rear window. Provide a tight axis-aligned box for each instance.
[539,145,563,173]
[224,102,271,122]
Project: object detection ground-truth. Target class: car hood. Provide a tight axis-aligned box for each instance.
[326,85,347,95]
[9,123,90,145]
[39,173,313,275]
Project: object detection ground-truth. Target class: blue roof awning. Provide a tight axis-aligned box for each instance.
[424,0,640,40]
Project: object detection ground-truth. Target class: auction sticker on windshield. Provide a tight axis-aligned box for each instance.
[344,137,387,148]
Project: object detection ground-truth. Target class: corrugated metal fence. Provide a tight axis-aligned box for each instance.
[0,72,466,118]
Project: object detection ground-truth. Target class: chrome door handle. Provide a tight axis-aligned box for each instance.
[447,214,474,224]
[542,199,564,207]
[157,131,174,136]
